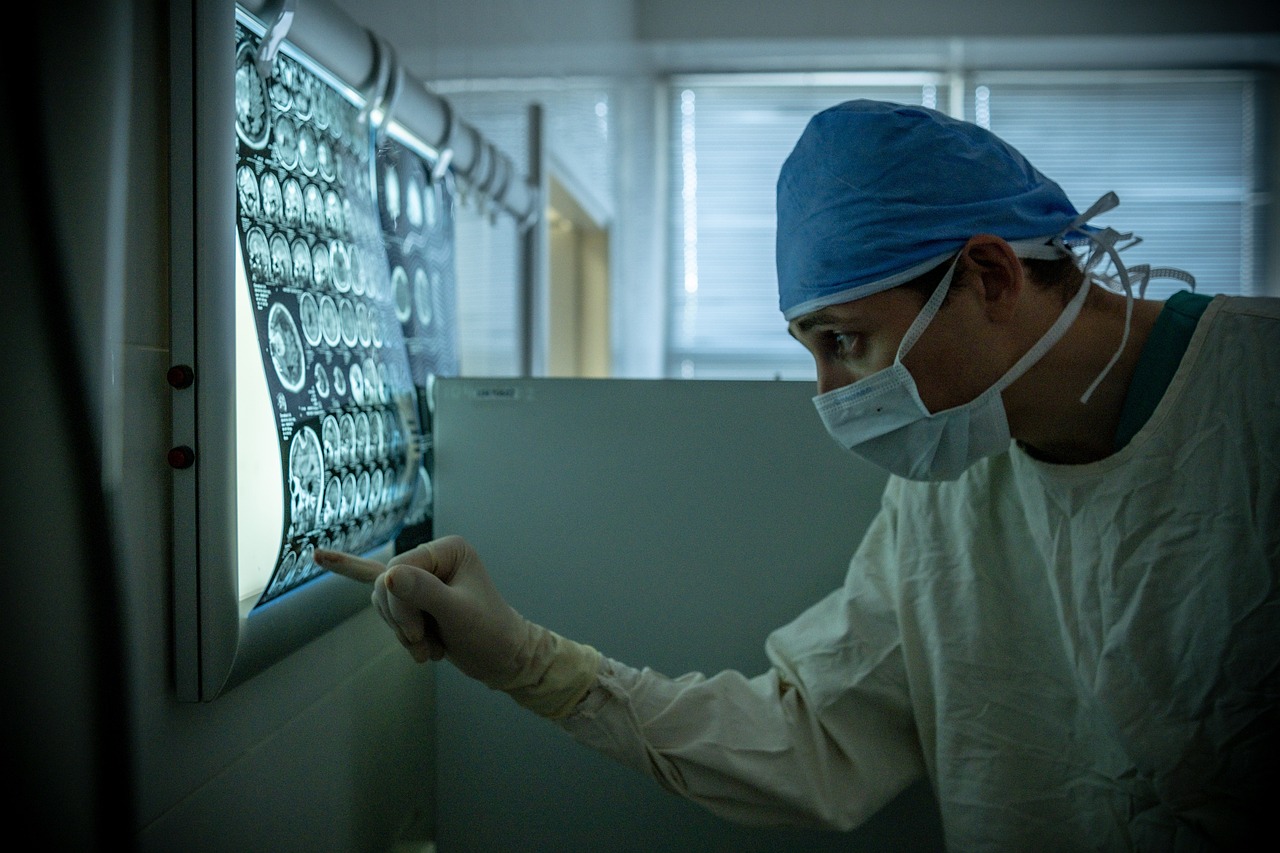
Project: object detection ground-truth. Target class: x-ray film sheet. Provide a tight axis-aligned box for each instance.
[233,21,425,606]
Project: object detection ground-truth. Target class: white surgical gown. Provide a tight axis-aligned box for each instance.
[559,295,1280,851]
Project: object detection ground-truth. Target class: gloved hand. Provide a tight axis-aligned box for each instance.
[315,535,600,719]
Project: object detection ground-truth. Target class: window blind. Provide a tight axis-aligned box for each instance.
[972,73,1261,302]
[666,72,1263,380]
[431,82,615,377]
[667,80,942,380]
[454,205,521,376]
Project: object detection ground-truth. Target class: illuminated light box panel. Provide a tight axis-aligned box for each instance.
[169,1,459,701]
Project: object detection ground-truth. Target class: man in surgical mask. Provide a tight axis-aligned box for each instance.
[318,100,1279,851]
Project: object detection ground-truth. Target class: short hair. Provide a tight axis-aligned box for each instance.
[899,251,1084,307]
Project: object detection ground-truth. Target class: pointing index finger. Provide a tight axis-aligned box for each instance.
[313,548,387,584]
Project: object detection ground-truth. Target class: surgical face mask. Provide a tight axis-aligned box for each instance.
[813,255,1092,481]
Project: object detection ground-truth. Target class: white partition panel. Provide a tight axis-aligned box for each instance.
[432,377,944,853]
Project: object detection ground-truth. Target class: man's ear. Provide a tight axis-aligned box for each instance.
[961,234,1023,322]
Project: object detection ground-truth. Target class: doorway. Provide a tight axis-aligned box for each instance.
[546,174,610,377]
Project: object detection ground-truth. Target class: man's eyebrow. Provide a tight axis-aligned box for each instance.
[790,308,847,336]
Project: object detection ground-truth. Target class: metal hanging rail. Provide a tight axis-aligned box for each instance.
[237,0,539,225]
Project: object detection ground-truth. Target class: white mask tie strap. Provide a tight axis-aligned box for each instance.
[1064,193,1196,404]
[895,254,962,361]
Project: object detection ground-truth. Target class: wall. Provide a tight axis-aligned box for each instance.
[339,1,1280,79]
[635,0,1278,40]
[6,2,440,850]
[2,4,132,845]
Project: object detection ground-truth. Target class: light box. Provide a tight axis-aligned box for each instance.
[169,0,469,701]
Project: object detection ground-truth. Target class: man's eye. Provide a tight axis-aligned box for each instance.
[832,332,861,359]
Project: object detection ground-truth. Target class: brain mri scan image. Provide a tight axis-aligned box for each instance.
[292,238,313,284]
[383,163,401,224]
[414,267,433,326]
[298,542,316,578]
[270,232,292,285]
[319,294,340,346]
[277,548,299,585]
[291,65,313,119]
[299,124,319,176]
[340,298,358,347]
[355,470,371,516]
[304,182,324,230]
[425,181,437,227]
[234,42,270,149]
[318,139,336,182]
[377,363,390,400]
[238,165,261,217]
[405,176,423,228]
[357,303,371,347]
[393,266,411,323]
[267,302,306,392]
[322,414,340,467]
[364,358,380,403]
[247,227,270,279]
[283,177,303,226]
[274,117,299,170]
[339,413,355,466]
[321,475,341,527]
[370,411,385,456]
[313,362,330,397]
[341,473,357,520]
[260,171,282,221]
[355,412,370,461]
[267,56,294,112]
[299,291,321,346]
[324,190,343,232]
[310,81,331,130]
[311,242,331,289]
[331,241,352,292]
[349,362,365,405]
[288,426,323,532]
[351,247,368,297]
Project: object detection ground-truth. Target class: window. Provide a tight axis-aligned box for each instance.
[454,205,522,376]
[667,71,1266,380]
[972,72,1262,302]
[430,80,616,377]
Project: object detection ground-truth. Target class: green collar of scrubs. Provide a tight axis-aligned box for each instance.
[1113,290,1213,451]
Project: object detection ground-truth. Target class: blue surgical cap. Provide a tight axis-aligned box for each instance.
[776,99,1087,320]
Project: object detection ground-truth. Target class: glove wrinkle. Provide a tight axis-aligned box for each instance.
[489,620,603,720]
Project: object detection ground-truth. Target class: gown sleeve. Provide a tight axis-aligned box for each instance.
[556,480,927,830]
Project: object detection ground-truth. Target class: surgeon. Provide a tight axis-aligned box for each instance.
[316,100,1280,850]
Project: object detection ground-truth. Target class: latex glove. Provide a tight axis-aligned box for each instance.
[315,535,600,719]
